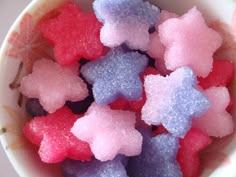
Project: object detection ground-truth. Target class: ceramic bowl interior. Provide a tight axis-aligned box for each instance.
[0,0,236,177]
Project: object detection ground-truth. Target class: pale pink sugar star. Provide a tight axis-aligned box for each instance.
[192,86,234,137]
[19,59,88,113]
[71,102,143,161]
[147,10,178,75]
[158,7,222,77]
[147,10,178,59]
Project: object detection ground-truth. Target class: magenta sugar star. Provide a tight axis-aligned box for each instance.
[23,107,92,163]
[142,66,210,137]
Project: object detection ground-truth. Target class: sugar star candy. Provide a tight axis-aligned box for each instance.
[177,128,212,177]
[61,156,127,177]
[71,102,143,161]
[192,86,234,137]
[142,66,210,137]
[198,59,234,89]
[81,47,148,105]
[147,10,179,60]
[41,2,104,66]
[19,59,88,113]
[109,67,160,112]
[158,7,222,77]
[147,10,178,75]
[23,107,92,163]
[93,0,160,50]
[127,129,182,177]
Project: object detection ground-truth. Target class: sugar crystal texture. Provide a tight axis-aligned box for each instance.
[19,59,88,113]
[41,2,104,66]
[109,67,160,112]
[71,102,143,161]
[158,7,222,77]
[81,47,148,105]
[93,0,160,50]
[142,66,210,137]
[177,128,212,177]
[23,107,92,163]
[147,10,178,75]
[192,86,234,137]
[147,10,179,60]
[198,60,234,89]
[61,155,128,177]
[127,129,182,177]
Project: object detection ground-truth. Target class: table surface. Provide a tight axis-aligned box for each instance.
[0,1,31,177]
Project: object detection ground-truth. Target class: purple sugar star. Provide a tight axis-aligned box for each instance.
[81,47,148,105]
[61,155,127,177]
[93,0,160,50]
[127,129,182,177]
[142,66,210,137]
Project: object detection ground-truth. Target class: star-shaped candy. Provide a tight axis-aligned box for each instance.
[41,2,104,66]
[142,66,210,137]
[19,59,88,113]
[23,106,92,163]
[127,129,182,177]
[93,0,160,50]
[71,102,143,161]
[177,128,212,177]
[61,155,128,177]
[158,7,222,77]
[198,59,234,89]
[81,47,148,105]
[192,86,234,137]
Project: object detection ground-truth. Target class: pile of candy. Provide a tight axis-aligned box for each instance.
[19,0,235,177]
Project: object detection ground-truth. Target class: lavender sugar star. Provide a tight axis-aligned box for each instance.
[142,66,210,137]
[81,47,148,105]
[61,156,128,177]
[127,129,182,177]
[93,0,160,50]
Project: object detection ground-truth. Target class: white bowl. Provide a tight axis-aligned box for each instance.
[0,0,236,176]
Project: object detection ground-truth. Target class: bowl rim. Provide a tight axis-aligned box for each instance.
[0,0,236,177]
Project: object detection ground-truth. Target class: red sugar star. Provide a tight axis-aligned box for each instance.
[23,106,92,163]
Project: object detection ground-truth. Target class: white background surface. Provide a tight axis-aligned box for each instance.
[0,1,31,177]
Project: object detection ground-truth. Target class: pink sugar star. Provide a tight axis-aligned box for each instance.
[158,7,222,77]
[71,102,143,161]
[19,59,88,113]
[192,86,234,137]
